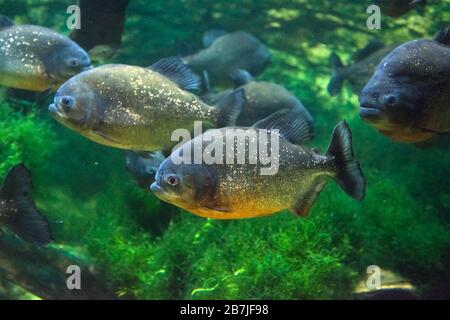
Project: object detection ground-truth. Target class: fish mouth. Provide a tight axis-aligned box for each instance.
[150,182,162,193]
[82,65,93,72]
[48,103,68,119]
[359,106,382,120]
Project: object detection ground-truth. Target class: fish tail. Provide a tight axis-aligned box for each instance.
[326,122,366,201]
[1,164,52,245]
[214,88,246,127]
[327,52,345,96]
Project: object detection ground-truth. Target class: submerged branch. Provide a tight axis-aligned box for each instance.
[0,233,116,300]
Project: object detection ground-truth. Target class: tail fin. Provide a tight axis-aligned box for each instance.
[327,53,346,96]
[326,122,365,201]
[214,88,246,127]
[0,164,52,245]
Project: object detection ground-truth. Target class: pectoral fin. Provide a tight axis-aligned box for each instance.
[230,69,254,87]
[94,130,120,144]
[418,126,446,135]
[290,180,326,217]
[205,206,232,213]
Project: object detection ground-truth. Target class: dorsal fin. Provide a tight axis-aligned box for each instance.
[352,39,385,62]
[202,29,227,48]
[252,109,314,145]
[0,15,14,30]
[148,57,200,91]
[434,25,450,45]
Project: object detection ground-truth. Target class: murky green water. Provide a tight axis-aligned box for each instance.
[0,0,449,300]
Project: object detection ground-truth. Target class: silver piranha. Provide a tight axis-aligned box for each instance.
[49,57,246,152]
[151,110,365,219]
[0,15,91,92]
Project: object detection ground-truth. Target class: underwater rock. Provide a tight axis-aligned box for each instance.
[0,232,115,299]
[49,57,245,152]
[0,16,91,92]
[151,110,365,219]
[359,26,450,143]
[354,269,417,300]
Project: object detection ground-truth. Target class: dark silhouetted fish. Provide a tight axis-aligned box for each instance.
[328,40,396,96]
[182,30,271,86]
[0,164,52,245]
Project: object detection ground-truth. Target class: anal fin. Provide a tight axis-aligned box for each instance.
[291,180,327,217]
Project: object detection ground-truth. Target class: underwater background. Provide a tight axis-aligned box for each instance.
[0,0,449,299]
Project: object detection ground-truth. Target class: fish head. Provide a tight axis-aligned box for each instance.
[150,150,216,210]
[49,73,102,133]
[359,78,419,133]
[358,42,432,136]
[47,43,92,84]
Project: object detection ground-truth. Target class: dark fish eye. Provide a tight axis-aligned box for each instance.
[166,174,179,186]
[69,59,80,68]
[60,96,74,108]
[384,95,397,106]
[371,92,380,100]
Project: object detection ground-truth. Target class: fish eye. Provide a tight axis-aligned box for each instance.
[68,58,80,68]
[60,96,74,108]
[384,95,397,106]
[166,174,179,186]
